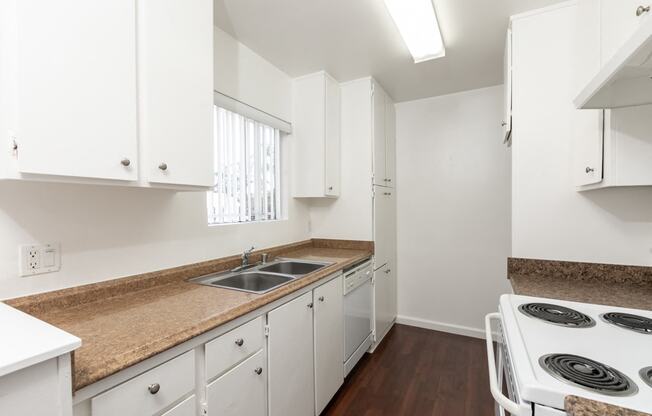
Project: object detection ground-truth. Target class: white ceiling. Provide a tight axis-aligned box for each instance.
[214,0,564,102]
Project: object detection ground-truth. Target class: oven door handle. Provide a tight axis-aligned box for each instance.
[485,313,529,416]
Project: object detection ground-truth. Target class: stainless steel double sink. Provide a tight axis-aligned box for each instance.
[190,258,332,294]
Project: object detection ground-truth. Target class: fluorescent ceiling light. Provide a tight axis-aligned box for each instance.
[384,0,445,63]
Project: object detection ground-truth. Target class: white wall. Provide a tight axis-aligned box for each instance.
[0,28,309,300]
[214,27,292,122]
[395,85,512,336]
[308,78,374,241]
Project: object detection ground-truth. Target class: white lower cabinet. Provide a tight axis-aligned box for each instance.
[314,276,344,415]
[268,275,345,416]
[374,263,396,344]
[268,291,315,416]
[91,350,195,416]
[161,395,196,416]
[206,350,266,416]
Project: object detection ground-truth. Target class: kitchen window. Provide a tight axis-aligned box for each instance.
[208,106,281,225]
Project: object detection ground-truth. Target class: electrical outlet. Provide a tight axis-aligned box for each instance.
[19,243,60,277]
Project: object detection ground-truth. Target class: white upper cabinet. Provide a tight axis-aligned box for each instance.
[575,0,652,108]
[0,0,214,189]
[138,0,214,188]
[503,28,513,144]
[10,0,138,181]
[372,82,396,187]
[292,71,341,198]
[572,0,652,189]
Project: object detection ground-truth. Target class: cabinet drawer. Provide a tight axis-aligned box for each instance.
[206,316,264,380]
[207,349,266,416]
[91,350,195,416]
[161,395,196,416]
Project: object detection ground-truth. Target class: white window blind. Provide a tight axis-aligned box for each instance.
[208,106,281,224]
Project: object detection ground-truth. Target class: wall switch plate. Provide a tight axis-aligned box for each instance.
[19,243,61,277]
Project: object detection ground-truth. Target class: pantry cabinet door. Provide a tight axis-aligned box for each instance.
[139,0,214,188]
[267,291,314,416]
[373,84,387,186]
[15,0,138,181]
[385,96,396,187]
[314,276,344,415]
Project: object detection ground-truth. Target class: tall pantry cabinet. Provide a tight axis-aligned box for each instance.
[371,83,397,346]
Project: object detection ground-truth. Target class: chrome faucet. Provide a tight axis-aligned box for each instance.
[240,246,255,268]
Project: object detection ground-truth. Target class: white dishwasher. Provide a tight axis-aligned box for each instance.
[343,259,373,376]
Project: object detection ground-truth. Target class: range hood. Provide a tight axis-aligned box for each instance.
[575,18,652,109]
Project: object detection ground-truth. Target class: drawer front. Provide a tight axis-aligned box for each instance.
[206,316,264,380]
[92,350,195,416]
[207,349,266,416]
[161,395,196,416]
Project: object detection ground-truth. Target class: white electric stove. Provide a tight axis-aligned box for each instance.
[485,294,652,416]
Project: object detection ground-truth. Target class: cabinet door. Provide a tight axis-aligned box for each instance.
[207,350,266,416]
[15,0,137,181]
[503,28,513,144]
[324,75,341,197]
[384,97,396,187]
[373,84,387,186]
[373,186,393,270]
[314,276,344,415]
[374,264,395,343]
[268,291,314,416]
[600,0,650,64]
[139,0,214,187]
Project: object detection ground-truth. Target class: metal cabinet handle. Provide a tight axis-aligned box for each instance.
[328,186,333,191]
[585,166,595,173]
[121,158,131,167]
[254,367,263,375]
[148,383,160,394]
[158,162,168,171]
[235,338,244,347]
[318,296,325,302]
[637,5,650,16]
[383,192,392,196]
[307,302,314,309]
[501,121,508,127]
[385,269,391,274]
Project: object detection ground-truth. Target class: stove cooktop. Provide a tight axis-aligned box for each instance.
[499,295,652,413]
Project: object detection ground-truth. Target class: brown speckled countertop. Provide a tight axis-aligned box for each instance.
[509,257,652,416]
[509,257,652,311]
[5,239,373,391]
[566,396,651,416]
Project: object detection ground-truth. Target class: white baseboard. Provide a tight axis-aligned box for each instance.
[396,315,486,339]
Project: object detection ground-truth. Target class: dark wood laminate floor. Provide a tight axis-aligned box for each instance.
[323,324,495,416]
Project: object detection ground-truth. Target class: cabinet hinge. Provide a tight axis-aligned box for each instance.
[264,324,270,337]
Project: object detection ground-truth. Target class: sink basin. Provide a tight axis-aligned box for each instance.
[206,272,294,294]
[258,261,327,276]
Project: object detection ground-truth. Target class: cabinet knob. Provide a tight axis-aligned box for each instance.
[158,162,168,171]
[318,296,325,302]
[585,166,595,174]
[384,192,392,196]
[385,269,391,274]
[235,338,244,347]
[501,121,508,127]
[637,5,650,16]
[307,302,314,309]
[254,367,263,375]
[328,186,333,191]
[148,383,160,394]
[120,158,131,167]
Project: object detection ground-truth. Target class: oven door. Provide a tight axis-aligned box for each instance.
[485,313,533,416]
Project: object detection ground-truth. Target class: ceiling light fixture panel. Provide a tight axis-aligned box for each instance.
[384,0,445,63]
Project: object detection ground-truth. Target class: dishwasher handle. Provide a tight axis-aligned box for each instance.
[485,313,531,416]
